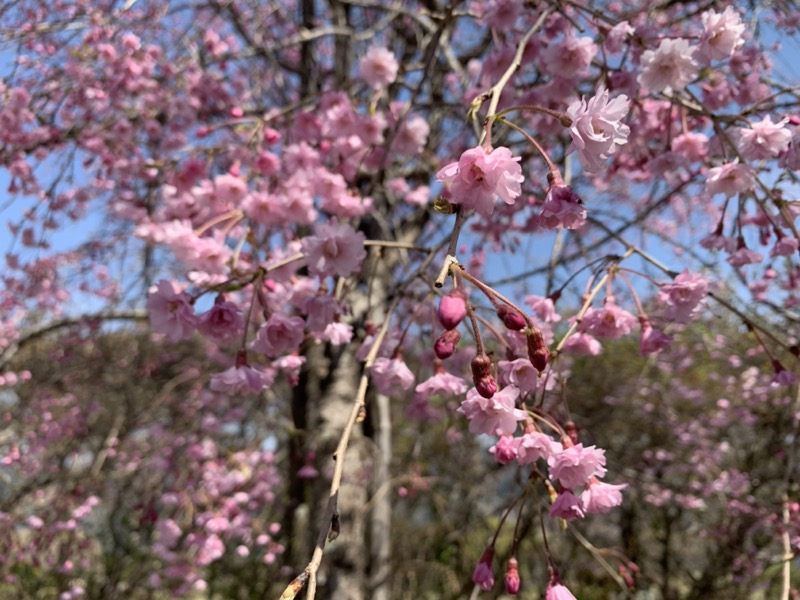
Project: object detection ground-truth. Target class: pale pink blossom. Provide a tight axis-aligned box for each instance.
[394,114,429,155]
[546,583,578,600]
[638,38,699,93]
[549,490,585,521]
[671,131,708,161]
[537,184,588,228]
[604,21,634,54]
[780,130,800,170]
[196,534,225,566]
[498,358,539,394]
[213,173,248,206]
[699,6,745,62]
[562,332,602,356]
[658,270,709,323]
[525,294,561,323]
[771,236,799,257]
[548,443,607,489]
[543,33,597,77]
[489,435,518,464]
[736,116,792,160]
[640,323,673,354]
[250,313,305,357]
[359,45,399,89]
[480,0,521,30]
[705,160,755,197]
[210,365,273,393]
[318,322,351,345]
[301,222,366,278]
[415,371,468,398]
[146,279,198,341]
[198,300,244,342]
[581,480,627,514]
[371,357,415,395]
[436,146,524,216]
[566,86,630,174]
[457,386,527,436]
[516,431,562,465]
[580,300,638,340]
[727,246,763,267]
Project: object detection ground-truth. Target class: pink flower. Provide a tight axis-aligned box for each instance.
[566,86,630,174]
[321,322,353,345]
[779,130,800,170]
[727,247,763,268]
[658,270,709,323]
[604,21,634,54]
[525,294,561,323]
[543,33,597,77]
[434,329,461,359]
[671,131,708,161]
[480,0,521,30]
[301,222,366,278]
[736,116,791,160]
[415,371,468,398]
[546,583,578,600]
[771,235,799,257]
[359,45,399,89]
[516,431,562,465]
[489,435,518,464]
[580,300,638,340]
[436,146,524,216]
[196,534,225,566]
[210,365,273,393]
[638,38,699,93]
[146,279,197,341]
[537,184,588,228]
[581,480,627,514]
[640,323,672,355]
[393,115,429,155]
[457,386,527,436]
[250,313,305,358]
[699,6,745,62]
[549,490,585,521]
[371,357,415,395]
[499,358,539,394]
[562,332,602,356]
[705,160,755,197]
[504,557,520,595]
[198,299,244,342]
[548,444,607,489]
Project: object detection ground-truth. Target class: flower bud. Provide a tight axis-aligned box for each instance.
[472,546,495,591]
[525,326,549,372]
[497,305,527,331]
[504,557,520,595]
[434,329,460,359]
[438,289,467,330]
[471,353,497,398]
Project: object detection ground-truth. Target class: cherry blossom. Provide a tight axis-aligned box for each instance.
[359,45,399,89]
[301,222,367,278]
[436,146,524,216]
[705,160,755,197]
[565,86,630,174]
[548,444,608,489]
[457,386,527,436]
[146,280,198,342]
[638,38,699,93]
[699,6,746,62]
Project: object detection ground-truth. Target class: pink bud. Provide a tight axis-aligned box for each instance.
[526,326,549,372]
[438,289,467,330]
[472,546,495,591]
[497,305,527,331]
[434,329,460,359]
[504,557,520,595]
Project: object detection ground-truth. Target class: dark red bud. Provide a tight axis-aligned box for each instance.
[434,329,461,359]
[497,305,527,331]
[438,289,468,330]
[471,353,497,398]
[526,326,549,372]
